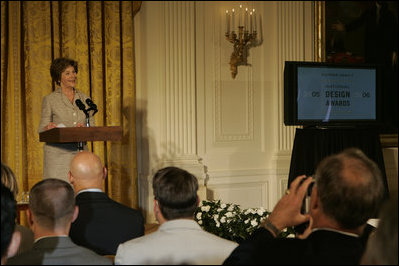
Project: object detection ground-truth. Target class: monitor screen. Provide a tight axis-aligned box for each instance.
[284,61,382,127]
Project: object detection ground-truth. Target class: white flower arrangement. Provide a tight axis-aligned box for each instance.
[195,199,295,243]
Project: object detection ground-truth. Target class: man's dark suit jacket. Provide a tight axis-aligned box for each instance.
[69,191,145,255]
[223,227,367,265]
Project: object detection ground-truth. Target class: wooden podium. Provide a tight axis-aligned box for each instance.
[39,126,122,143]
[39,126,122,194]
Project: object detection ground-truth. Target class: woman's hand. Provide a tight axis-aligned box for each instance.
[44,122,57,131]
[76,123,85,127]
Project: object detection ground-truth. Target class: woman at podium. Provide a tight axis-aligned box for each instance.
[38,57,95,182]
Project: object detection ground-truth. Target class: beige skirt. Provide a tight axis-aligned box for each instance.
[43,142,86,182]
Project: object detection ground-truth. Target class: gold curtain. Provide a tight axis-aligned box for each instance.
[1,1,142,209]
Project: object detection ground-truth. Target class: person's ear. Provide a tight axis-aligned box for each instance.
[27,209,34,228]
[153,199,166,224]
[153,199,159,213]
[310,186,319,212]
[7,230,21,259]
[103,166,107,181]
[68,171,74,184]
[71,206,79,223]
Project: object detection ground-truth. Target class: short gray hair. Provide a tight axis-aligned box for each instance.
[315,148,384,228]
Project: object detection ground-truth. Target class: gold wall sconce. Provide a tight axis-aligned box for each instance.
[225,5,260,79]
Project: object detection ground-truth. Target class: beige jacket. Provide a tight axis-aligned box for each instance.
[115,219,238,265]
[38,88,95,181]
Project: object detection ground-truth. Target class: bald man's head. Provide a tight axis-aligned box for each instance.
[69,151,106,192]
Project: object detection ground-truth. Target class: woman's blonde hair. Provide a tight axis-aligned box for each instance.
[1,162,19,197]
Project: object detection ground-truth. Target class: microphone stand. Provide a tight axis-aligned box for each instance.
[78,110,90,151]
[76,99,98,151]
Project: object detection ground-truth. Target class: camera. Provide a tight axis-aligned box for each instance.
[301,179,315,214]
[294,176,315,234]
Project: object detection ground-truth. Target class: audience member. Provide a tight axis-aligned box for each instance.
[115,166,238,265]
[7,178,111,265]
[224,148,385,265]
[1,184,21,265]
[68,151,144,255]
[1,162,34,255]
[361,195,398,265]
[1,162,19,192]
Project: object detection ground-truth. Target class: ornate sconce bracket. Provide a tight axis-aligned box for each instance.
[225,6,260,79]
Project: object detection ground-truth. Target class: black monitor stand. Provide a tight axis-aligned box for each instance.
[287,127,389,199]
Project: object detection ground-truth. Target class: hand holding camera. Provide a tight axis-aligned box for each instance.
[294,176,315,236]
[265,175,314,236]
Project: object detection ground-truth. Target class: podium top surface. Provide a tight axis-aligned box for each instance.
[39,126,122,143]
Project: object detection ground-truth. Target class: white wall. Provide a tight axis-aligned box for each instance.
[134,1,314,222]
[134,1,397,222]
[195,1,314,211]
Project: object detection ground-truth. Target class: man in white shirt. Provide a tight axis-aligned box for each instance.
[115,167,238,265]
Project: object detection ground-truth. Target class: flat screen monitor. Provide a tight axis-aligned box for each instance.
[284,61,382,127]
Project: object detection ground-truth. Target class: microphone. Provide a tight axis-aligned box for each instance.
[75,99,86,112]
[85,98,98,116]
[74,100,88,150]
[86,98,97,109]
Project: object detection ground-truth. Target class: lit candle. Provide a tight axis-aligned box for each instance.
[253,9,256,32]
[232,9,235,31]
[245,8,248,31]
[239,5,242,27]
[226,10,229,33]
[250,12,253,33]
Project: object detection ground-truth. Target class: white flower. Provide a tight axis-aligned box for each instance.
[201,205,210,212]
[251,219,258,227]
[287,234,295,238]
[195,200,291,242]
